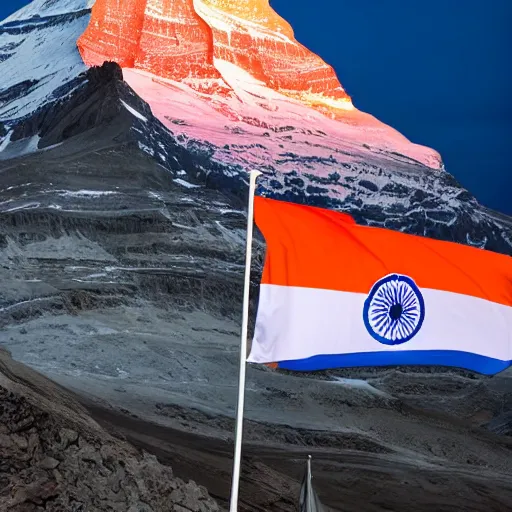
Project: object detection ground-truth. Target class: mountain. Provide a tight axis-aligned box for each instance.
[1,2,512,510]
[78,0,353,105]
[77,0,441,168]
[1,0,511,254]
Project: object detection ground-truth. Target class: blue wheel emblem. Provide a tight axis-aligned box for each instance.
[363,274,425,345]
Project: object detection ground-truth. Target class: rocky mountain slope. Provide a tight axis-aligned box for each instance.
[0,346,221,511]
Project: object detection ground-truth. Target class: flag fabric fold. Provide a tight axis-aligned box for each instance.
[248,196,512,375]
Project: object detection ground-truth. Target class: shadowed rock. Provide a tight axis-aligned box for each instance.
[0,347,221,511]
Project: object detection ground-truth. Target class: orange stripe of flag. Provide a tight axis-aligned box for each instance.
[254,196,512,307]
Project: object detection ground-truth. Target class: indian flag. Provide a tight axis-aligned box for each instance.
[248,196,512,375]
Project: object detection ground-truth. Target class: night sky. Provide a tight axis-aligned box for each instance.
[1,0,511,214]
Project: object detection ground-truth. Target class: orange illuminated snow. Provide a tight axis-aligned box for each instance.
[78,0,225,92]
[78,0,353,109]
[194,0,352,107]
[78,0,146,68]
[136,0,222,82]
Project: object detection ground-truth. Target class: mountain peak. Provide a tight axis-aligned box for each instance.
[77,0,352,109]
[0,0,443,171]
[193,0,352,108]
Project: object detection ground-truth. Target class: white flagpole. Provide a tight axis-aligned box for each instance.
[229,170,262,512]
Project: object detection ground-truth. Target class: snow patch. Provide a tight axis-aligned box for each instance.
[330,377,390,398]
[0,130,12,152]
[0,296,54,313]
[0,135,41,160]
[1,202,40,213]
[0,8,90,121]
[219,208,243,215]
[58,190,117,198]
[138,142,155,156]
[121,99,148,122]
[148,191,164,201]
[174,178,200,189]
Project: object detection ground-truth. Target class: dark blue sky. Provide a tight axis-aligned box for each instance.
[2,1,511,214]
[1,1,26,20]
[271,0,511,215]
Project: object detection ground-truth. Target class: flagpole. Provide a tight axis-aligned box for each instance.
[307,455,313,510]
[229,169,262,512]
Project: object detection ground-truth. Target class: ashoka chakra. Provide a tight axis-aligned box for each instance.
[363,274,425,345]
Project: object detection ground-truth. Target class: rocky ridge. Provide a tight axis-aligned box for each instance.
[1,59,511,255]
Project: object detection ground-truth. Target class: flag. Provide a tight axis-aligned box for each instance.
[248,196,512,375]
[299,456,326,512]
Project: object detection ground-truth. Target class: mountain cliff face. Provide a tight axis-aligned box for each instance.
[78,0,351,105]
[193,0,351,105]
[78,0,227,93]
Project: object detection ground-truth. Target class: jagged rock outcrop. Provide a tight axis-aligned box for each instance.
[9,61,126,144]
[0,347,221,511]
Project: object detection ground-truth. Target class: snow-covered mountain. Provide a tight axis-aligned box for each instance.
[0,1,91,121]
[1,0,510,253]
